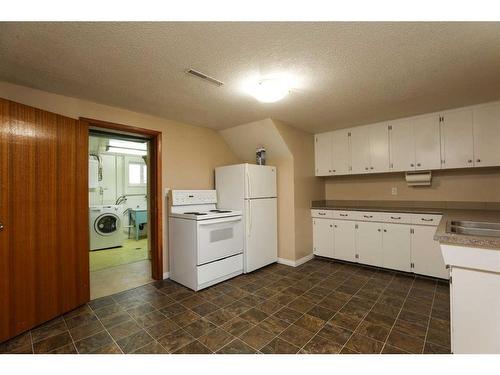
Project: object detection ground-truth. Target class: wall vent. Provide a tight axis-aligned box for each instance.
[185,68,224,87]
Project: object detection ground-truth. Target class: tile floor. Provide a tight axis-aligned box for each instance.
[0,258,451,354]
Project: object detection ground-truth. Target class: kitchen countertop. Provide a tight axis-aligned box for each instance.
[311,200,500,250]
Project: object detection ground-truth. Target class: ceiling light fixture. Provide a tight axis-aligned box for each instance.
[246,78,291,103]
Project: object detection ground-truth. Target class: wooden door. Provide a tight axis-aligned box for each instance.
[312,218,334,258]
[441,108,474,169]
[0,99,89,343]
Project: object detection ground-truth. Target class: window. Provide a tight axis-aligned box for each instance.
[128,162,147,186]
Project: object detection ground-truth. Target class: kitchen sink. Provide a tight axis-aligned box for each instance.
[447,220,500,237]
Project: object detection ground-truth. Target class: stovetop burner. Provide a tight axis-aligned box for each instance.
[183,212,208,215]
[209,209,232,213]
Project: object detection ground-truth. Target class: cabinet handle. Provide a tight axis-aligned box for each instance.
[318,212,326,216]
[365,167,369,170]
[417,163,421,167]
[334,225,338,228]
[476,159,481,163]
[390,216,401,220]
[332,169,336,173]
[339,214,348,217]
[370,166,374,170]
[363,215,373,218]
[468,159,472,163]
[383,229,387,232]
[410,163,414,167]
[330,224,333,228]
[377,229,381,232]
[421,218,434,222]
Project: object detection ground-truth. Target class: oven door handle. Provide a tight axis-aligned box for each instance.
[198,217,242,226]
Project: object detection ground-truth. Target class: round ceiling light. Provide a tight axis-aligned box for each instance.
[247,78,290,103]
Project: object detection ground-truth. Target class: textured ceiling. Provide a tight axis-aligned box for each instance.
[1,22,500,133]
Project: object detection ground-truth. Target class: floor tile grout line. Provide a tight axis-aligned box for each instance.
[335,269,396,354]
[379,277,416,353]
[88,303,126,354]
[421,282,438,353]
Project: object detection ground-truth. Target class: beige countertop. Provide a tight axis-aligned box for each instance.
[311,200,500,250]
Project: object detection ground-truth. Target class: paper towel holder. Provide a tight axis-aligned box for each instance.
[405,170,432,187]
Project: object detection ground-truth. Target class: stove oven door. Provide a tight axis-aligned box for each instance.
[197,216,244,265]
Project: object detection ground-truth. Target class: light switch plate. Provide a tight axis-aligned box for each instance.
[391,187,398,196]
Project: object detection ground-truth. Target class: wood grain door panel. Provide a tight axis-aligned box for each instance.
[0,99,89,343]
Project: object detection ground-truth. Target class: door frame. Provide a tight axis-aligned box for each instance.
[80,117,163,280]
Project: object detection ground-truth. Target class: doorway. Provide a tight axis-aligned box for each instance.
[81,118,163,300]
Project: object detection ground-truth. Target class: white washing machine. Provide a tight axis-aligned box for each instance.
[89,205,125,251]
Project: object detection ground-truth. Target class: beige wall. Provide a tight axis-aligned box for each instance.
[0,81,240,274]
[274,121,324,261]
[325,168,500,202]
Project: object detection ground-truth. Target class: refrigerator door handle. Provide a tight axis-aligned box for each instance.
[246,171,251,199]
[248,200,252,236]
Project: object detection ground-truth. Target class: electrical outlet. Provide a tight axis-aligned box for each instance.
[391,187,398,196]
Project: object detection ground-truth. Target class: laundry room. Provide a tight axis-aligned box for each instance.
[88,133,151,299]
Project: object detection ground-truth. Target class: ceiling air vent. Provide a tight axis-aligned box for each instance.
[185,68,224,87]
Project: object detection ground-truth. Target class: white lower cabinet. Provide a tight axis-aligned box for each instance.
[312,218,334,258]
[333,220,356,262]
[411,225,449,279]
[356,221,384,268]
[311,209,448,279]
[382,223,411,272]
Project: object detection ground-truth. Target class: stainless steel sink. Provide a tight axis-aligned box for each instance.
[447,220,500,237]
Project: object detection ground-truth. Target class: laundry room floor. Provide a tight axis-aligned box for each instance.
[0,258,451,354]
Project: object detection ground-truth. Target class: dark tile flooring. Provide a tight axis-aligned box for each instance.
[0,258,451,354]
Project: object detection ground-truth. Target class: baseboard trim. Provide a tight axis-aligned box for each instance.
[277,253,314,268]
[162,271,170,280]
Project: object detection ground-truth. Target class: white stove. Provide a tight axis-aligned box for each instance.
[168,190,244,291]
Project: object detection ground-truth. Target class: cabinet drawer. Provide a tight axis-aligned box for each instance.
[379,212,413,224]
[311,209,334,219]
[332,210,359,220]
[411,214,442,226]
[356,211,386,222]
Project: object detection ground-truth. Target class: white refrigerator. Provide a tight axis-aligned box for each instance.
[215,163,277,273]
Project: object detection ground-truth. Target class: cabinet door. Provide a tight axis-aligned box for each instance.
[382,224,411,272]
[350,126,371,174]
[313,218,334,258]
[368,123,390,173]
[411,225,449,279]
[356,221,383,267]
[473,103,500,168]
[315,132,333,176]
[333,220,356,262]
[441,109,474,169]
[390,120,416,172]
[413,115,442,170]
[331,129,350,175]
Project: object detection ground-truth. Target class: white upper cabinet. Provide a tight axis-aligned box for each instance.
[368,123,390,173]
[331,129,351,175]
[473,102,500,168]
[314,132,333,176]
[314,100,500,176]
[350,126,371,174]
[441,108,474,169]
[389,119,415,172]
[412,114,442,170]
